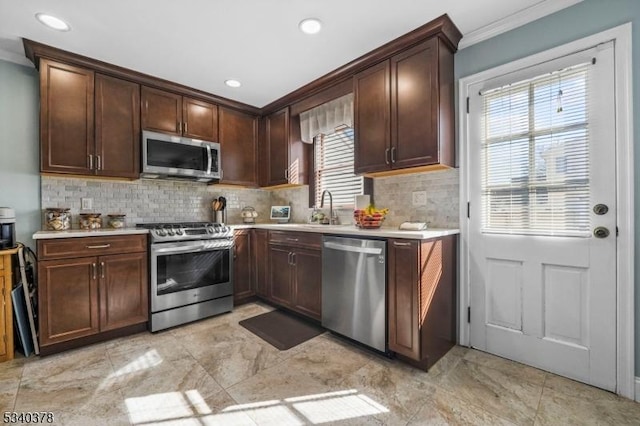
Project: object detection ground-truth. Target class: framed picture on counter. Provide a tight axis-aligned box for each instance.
[270,206,291,222]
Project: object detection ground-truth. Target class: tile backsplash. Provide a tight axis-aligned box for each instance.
[372,168,459,228]
[41,168,459,229]
[41,177,271,227]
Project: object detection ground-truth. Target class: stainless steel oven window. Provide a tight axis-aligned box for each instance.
[150,241,234,313]
[155,249,230,295]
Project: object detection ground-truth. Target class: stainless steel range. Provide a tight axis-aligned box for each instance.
[138,222,234,332]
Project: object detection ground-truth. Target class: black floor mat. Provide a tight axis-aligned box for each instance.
[239,310,324,350]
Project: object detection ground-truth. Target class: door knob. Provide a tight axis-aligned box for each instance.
[593,227,610,238]
[593,204,609,215]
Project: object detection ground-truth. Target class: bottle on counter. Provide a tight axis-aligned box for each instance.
[108,214,126,229]
[45,208,71,231]
[79,213,102,230]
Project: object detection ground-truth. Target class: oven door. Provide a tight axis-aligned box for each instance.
[150,239,233,312]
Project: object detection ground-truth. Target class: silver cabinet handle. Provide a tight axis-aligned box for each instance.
[286,238,299,242]
[391,147,396,163]
[86,244,111,249]
[284,168,289,181]
[291,252,296,266]
[287,252,292,265]
[177,122,182,134]
[88,154,94,170]
[100,261,105,279]
[385,148,390,165]
[184,122,188,134]
[96,155,102,170]
[393,241,412,246]
[92,263,97,280]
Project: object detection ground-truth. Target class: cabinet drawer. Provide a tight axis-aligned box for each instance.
[268,231,321,249]
[38,234,147,260]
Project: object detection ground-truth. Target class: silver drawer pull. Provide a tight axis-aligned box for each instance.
[393,241,412,246]
[286,238,299,242]
[86,244,111,249]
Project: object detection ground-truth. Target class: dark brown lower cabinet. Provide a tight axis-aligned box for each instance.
[253,230,269,298]
[290,248,322,319]
[233,229,256,304]
[388,235,457,370]
[38,235,148,354]
[267,231,322,321]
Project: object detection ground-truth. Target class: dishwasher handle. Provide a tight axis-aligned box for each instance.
[323,241,383,255]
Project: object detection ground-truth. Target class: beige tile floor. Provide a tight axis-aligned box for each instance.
[1,302,639,425]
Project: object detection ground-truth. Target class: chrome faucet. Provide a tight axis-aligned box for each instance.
[320,190,336,225]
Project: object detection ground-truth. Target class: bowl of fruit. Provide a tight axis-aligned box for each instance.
[354,206,389,229]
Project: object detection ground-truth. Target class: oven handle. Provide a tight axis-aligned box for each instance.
[152,244,232,255]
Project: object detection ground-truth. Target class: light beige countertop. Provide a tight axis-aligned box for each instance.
[33,224,459,241]
[231,223,459,240]
[33,228,149,240]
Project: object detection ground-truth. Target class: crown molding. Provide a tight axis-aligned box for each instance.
[459,0,583,49]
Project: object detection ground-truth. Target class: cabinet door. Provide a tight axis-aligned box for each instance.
[99,253,148,332]
[40,59,95,175]
[38,258,99,346]
[253,230,269,297]
[183,97,218,141]
[95,74,140,178]
[354,60,391,174]
[219,107,258,185]
[265,108,290,186]
[291,248,322,320]
[233,230,255,304]
[391,38,439,169]
[388,239,421,360]
[268,244,292,306]
[141,86,182,135]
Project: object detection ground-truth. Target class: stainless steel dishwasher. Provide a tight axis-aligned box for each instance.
[322,236,387,352]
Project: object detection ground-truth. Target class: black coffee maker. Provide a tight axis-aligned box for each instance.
[0,207,16,249]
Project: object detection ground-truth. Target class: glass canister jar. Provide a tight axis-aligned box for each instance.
[108,214,126,229]
[45,208,71,231]
[79,213,102,230]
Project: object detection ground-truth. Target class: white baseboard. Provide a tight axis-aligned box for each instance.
[635,377,640,402]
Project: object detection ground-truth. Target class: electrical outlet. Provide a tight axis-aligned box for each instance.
[412,191,427,206]
[81,198,93,210]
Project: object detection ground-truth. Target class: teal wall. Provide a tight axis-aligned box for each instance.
[0,60,40,250]
[455,0,640,375]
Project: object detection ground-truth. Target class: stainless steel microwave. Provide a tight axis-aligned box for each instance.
[141,130,221,182]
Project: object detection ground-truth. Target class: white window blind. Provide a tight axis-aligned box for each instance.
[481,61,592,237]
[314,126,363,207]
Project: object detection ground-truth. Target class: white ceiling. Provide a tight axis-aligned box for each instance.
[0,0,579,108]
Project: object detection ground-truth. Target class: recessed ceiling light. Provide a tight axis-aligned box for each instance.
[225,79,241,88]
[299,18,322,35]
[35,13,70,31]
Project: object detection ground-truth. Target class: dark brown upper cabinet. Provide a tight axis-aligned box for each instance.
[259,107,308,187]
[40,59,140,178]
[219,107,258,186]
[40,59,95,175]
[263,107,290,186]
[141,86,218,141]
[354,37,455,175]
[353,61,391,174]
[95,74,141,178]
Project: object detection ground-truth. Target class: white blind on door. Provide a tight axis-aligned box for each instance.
[314,126,363,207]
[481,61,592,236]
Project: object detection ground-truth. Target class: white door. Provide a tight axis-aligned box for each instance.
[468,42,617,391]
